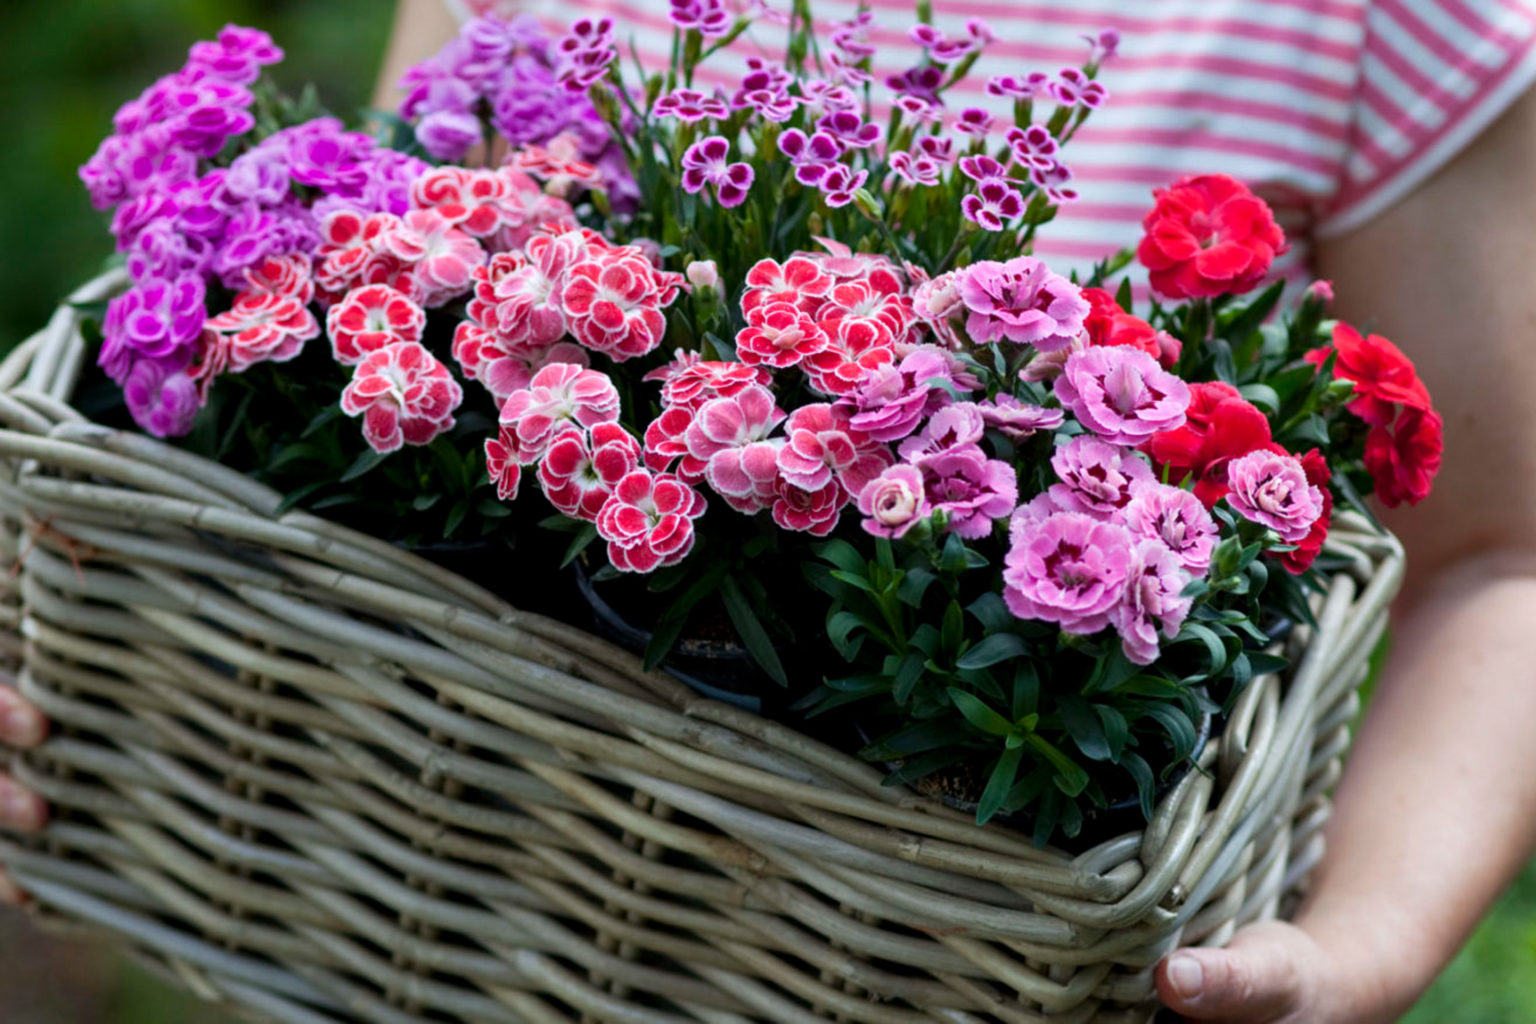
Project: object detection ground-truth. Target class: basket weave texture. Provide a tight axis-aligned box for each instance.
[0,272,1404,1024]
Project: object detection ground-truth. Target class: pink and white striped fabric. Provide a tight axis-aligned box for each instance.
[451,0,1536,291]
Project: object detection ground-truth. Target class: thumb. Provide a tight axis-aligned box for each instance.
[1157,924,1303,1020]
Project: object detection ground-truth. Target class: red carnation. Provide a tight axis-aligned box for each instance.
[1146,382,1273,507]
[1278,448,1332,574]
[1365,407,1443,508]
[1306,323,1430,427]
[1081,287,1181,368]
[1136,174,1287,299]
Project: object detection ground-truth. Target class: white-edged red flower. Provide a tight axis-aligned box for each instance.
[740,256,832,317]
[643,405,708,482]
[326,284,426,365]
[511,133,605,196]
[315,210,414,299]
[595,469,708,572]
[484,427,523,501]
[771,475,847,536]
[684,384,787,494]
[340,341,463,454]
[379,208,487,306]
[736,301,829,369]
[497,361,621,464]
[538,421,642,521]
[647,357,771,411]
[452,321,589,403]
[242,253,315,305]
[203,290,319,372]
[777,403,893,495]
[803,315,896,396]
[560,251,680,361]
[410,165,531,239]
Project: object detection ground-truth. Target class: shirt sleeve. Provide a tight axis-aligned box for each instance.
[1316,0,1536,238]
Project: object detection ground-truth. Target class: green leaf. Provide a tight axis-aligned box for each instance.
[956,632,1029,670]
[940,600,964,657]
[340,448,388,483]
[1011,662,1040,720]
[1238,383,1280,413]
[1179,622,1231,678]
[1139,703,1197,762]
[1026,734,1090,797]
[412,493,443,511]
[1096,705,1129,762]
[967,592,1012,633]
[1217,279,1285,344]
[875,537,896,572]
[1082,645,1142,694]
[721,575,788,687]
[816,539,866,576]
[897,567,939,608]
[826,610,867,659]
[560,524,599,569]
[947,688,1014,737]
[830,570,882,597]
[939,532,970,574]
[1123,751,1156,820]
[1057,695,1110,761]
[443,499,469,539]
[977,747,1023,824]
[275,479,329,515]
[891,652,927,706]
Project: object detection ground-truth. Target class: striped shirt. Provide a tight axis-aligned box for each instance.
[453,0,1536,293]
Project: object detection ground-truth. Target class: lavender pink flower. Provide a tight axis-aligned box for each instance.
[681,136,755,208]
[1004,511,1135,634]
[1224,450,1326,542]
[1112,539,1194,665]
[1054,346,1191,446]
[857,464,930,539]
[920,444,1018,539]
[1123,482,1221,575]
[123,355,201,438]
[1048,436,1156,517]
[961,177,1025,231]
[843,348,954,442]
[957,256,1089,350]
[974,394,1065,439]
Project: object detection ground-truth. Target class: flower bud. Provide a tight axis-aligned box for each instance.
[685,259,720,292]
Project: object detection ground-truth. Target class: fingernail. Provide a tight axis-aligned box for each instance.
[2,706,41,747]
[1,788,39,831]
[1168,954,1203,1001]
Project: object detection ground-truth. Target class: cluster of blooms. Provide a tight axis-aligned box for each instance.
[397,14,632,206]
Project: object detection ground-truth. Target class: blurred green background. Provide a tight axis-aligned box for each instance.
[0,0,1531,1020]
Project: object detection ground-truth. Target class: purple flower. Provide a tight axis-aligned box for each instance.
[99,275,207,384]
[126,220,210,282]
[886,65,944,104]
[1084,28,1121,65]
[654,88,730,122]
[857,464,930,539]
[898,403,985,462]
[668,0,732,37]
[1006,125,1060,171]
[918,135,958,165]
[187,25,284,85]
[889,150,943,187]
[961,177,1025,231]
[1123,482,1220,575]
[812,164,868,208]
[1112,540,1193,665]
[1048,436,1155,517]
[110,189,181,249]
[418,110,484,161]
[919,444,1017,539]
[1051,68,1108,109]
[1224,451,1326,542]
[554,19,617,91]
[779,128,843,167]
[831,11,876,58]
[955,108,995,136]
[844,348,954,442]
[1055,346,1191,447]
[284,122,376,195]
[974,394,1064,440]
[958,155,1007,182]
[957,256,1088,350]
[815,110,881,149]
[987,72,1050,99]
[123,355,202,438]
[1031,161,1079,204]
[1004,511,1134,634]
[681,136,754,208]
[894,95,940,123]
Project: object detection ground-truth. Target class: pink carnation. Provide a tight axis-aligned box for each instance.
[340,342,463,454]
[643,406,708,482]
[736,301,829,369]
[451,322,589,403]
[561,251,680,361]
[648,357,771,411]
[772,476,848,536]
[920,445,1018,539]
[326,284,425,366]
[685,385,788,498]
[857,464,930,538]
[898,403,986,462]
[485,428,523,501]
[498,362,622,464]
[1048,436,1155,518]
[596,470,708,572]
[777,403,894,495]
[1054,346,1191,446]
[1224,449,1325,542]
[377,208,488,306]
[538,422,642,522]
[803,316,897,396]
[204,291,319,372]
[1112,539,1195,665]
[956,256,1088,351]
[1003,511,1135,634]
[242,253,315,305]
[1123,483,1220,575]
[844,347,955,442]
[974,394,1065,440]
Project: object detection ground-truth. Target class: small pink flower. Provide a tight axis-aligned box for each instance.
[736,302,829,369]
[451,322,589,404]
[1123,482,1221,575]
[919,444,1017,539]
[741,255,834,317]
[686,385,787,499]
[1048,436,1155,518]
[1055,346,1191,446]
[954,109,995,136]
[844,347,955,442]
[648,357,771,411]
[815,110,881,149]
[485,428,523,501]
[596,470,708,572]
[778,403,893,495]
[1112,539,1194,665]
[685,259,720,291]
[681,135,755,208]
[539,421,642,522]
[1224,450,1325,542]
[958,256,1088,350]
[653,87,730,122]
[975,394,1065,439]
[340,341,463,454]
[643,405,708,482]
[988,72,1050,98]
[772,476,848,536]
[560,252,677,361]
[379,208,487,306]
[510,135,605,196]
[498,362,621,464]
[889,150,944,187]
[326,284,425,366]
[803,316,896,397]
[204,292,319,373]
[898,403,986,462]
[1004,511,1135,634]
[809,163,870,208]
[857,464,929,538]
[958,155,1007,181]
[242,253,315,304]
[1005,125,1060,172]
[961,178,1025,231]
[409,165,529,239]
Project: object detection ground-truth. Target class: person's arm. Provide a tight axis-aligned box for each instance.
[1157,84,1536,1022]
[0,681,50,905]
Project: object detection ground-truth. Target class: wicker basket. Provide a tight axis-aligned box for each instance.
[0,271,1404,1024]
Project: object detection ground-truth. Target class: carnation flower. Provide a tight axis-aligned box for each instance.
[648,358,771,411]
[1123,482,1221,575]
[452,322,589,403]
[643,406,708,482]
[857,464,929,539]
[243,253,315,304]
[680,136,755,208]
[1146,381,1274,507]
[1365,408,1443,508]
[340,341,463,454]
[465,231,590,353]
[803,317,897,397]
[498,362,622,464]
[484,427,523,501]
[538,421,642,521]
[205,291,320,372]
[1004,511,1135,635]
[685,385,788,500]
[898,403,986,462]
[98,274,207,384]
[843,347,956,442]
[1048,436,1156,518]
[1306,323,1432,428]
[961,177,1026,231]
[771,476,848,536]
[957,256,1088,350]
[1224,450,1326,542]
[123,355,201,439]
[778,403,893,495]
[654,87,730,122]
[1112,540,1194,665]
[1055,346,1191,447]
[736,302,829,369]
[560,251,679,361]
[596,470,708,572]
[1137,173,1287,299]
[741,256,833,317]
[1280,449,1333,573]
[1081,287,1181,368]
[919,445,1017,539]
[973,394,1065,440]
[378,208,487,306]
[409,165,530,239]
[326,285,425,366]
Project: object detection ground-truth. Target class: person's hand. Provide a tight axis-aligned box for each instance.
[0,682,48,907]
[1155,921,1388,1024]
